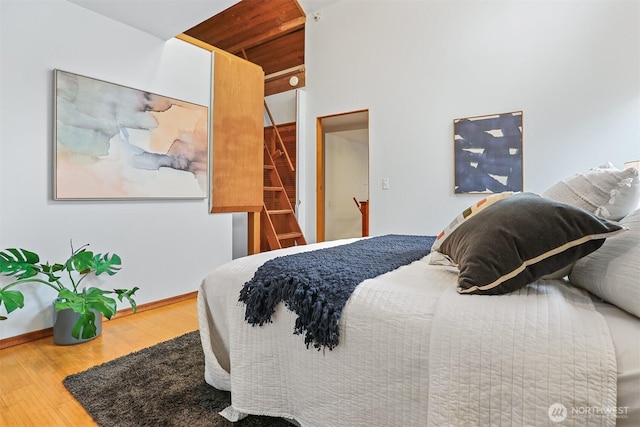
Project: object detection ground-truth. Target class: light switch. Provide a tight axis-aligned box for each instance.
[382,178,390,190]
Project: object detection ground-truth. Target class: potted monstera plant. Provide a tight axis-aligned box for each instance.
[0,241,138,345]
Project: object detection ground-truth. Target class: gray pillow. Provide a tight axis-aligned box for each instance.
[570,209,640,317]
[433,192,627,295]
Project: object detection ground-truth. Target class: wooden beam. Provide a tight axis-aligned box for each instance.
[248,211,261,255]
[264,64,305,80]
[265,69,305,96]
[226,16,306,55]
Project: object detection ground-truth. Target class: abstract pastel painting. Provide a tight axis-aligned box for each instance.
[453,111,523,194]
[54,70,208,199]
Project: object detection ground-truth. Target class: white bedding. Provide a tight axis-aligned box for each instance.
[197,238,640,426]
[428,284,617,426]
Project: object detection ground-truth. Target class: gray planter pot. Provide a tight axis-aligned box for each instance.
[52,302,102,345]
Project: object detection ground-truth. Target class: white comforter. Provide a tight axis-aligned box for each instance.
[197,239,625,426]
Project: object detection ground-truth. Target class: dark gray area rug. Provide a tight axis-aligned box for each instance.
[63,331,292,427]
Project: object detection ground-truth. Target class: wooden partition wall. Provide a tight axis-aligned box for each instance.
[177,34,264,253]
[209,49,264,213]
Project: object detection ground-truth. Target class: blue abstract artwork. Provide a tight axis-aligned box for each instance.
[453,111,523,194]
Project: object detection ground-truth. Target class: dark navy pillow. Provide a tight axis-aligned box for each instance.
[434,192,627,295]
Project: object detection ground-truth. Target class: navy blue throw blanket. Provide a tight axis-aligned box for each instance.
[239,234,435,350]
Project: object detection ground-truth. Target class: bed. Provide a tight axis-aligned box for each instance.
[198,165,640,427]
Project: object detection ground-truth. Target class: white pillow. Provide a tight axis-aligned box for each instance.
[569,208,640,318]
[542,162,640,221]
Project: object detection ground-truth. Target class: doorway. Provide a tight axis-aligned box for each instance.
[316,110,369,242]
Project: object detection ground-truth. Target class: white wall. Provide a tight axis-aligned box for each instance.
[0,0,232,339]
[301,0,640,242]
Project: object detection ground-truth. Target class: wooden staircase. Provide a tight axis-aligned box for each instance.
[261,129,306,252]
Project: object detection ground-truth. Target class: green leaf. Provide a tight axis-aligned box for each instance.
[68,249,94,274]
[41,263,64,283]
[92,253,122,276]
[83,287,117,319]
[0,248,41,279]
[87,299,117,319]
[0,289,25,314]
[56,288,77,300]
[71,311,97,340]
[55,289,85,313]
[115,287,139,313]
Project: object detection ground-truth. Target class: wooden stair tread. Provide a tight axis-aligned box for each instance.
[277,232,303,240]
[264,186,282,191]
[268,209,293,215]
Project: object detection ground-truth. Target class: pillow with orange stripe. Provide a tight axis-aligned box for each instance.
[432,192,627,295]
[429,192,514,266]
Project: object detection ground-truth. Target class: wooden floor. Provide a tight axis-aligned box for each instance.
[0,297,199,426]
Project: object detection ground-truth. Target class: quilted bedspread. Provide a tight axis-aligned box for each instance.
[197,238,617,427]
[428,283,617,426]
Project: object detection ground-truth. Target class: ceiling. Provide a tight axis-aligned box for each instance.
[67,0,339,96]
[321,111,369,147]
[67,0,239,41]
[321,111,369,134]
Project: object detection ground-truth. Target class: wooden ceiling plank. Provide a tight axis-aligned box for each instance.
[184,0,304,52]
[182,0,307,96]
[244,29,304,75]
[224,16,305,55]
